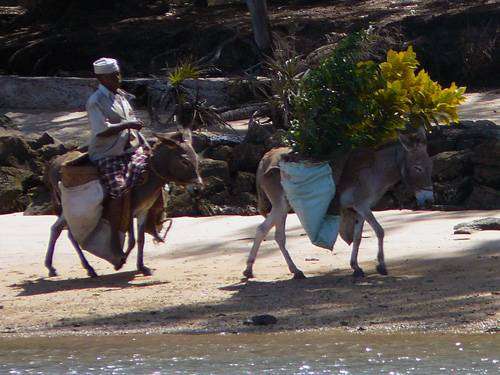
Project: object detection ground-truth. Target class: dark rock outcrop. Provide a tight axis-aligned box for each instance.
[1,119,498,217]
[454,217,500,234]
[0,130,70,215]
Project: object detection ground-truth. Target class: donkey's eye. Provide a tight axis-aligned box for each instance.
[414,166,423,173]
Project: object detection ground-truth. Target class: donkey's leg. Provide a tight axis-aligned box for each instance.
[350,215,366,278]
[274,202,304,279]
[243,211,278,279]
[67,230,98,278]
[45,215,66,277]
[136,214,151,276]
[356,207,387,275]
[126,220,136,255]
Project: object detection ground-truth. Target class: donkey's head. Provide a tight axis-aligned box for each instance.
[398,127,434,207]
[152,129,202,186]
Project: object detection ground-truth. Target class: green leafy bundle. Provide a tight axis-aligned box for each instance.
[289,32,466,159]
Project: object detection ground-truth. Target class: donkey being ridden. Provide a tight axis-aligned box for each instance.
[244,127,434,280]
[45,130,202,278]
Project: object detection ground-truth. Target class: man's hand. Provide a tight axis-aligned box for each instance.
[97,120,144,137]
[129,120,143,131]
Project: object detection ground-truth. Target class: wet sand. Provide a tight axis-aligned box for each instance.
[0,210,498,337]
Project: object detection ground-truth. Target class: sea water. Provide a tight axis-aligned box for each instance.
[0,331,498,374]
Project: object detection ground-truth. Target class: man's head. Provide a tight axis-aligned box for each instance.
[93,57,121,93]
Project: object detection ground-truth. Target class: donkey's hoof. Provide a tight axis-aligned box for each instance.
[243,269,254,279]
[139,266,152,276]
[293,271,306,280]
[87,268,98,278]
[48,268,58,277]
[353,268,365,278]
[114,258,126,271]
[376,264,388,276]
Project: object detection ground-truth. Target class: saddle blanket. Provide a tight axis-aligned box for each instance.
[279,160,340,250]
[59,180,124,267]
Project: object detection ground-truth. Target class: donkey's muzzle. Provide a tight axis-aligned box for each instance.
[187,178,204,195]
[415,188,434,208]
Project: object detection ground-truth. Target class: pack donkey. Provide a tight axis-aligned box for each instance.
[45,130,202,278]
[244,127,434,279]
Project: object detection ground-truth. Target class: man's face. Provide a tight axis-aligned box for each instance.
[97,71,121,92]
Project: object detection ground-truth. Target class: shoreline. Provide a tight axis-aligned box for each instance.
[1,210,499,338]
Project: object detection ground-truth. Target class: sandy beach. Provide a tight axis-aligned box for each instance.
[0,210,498,337]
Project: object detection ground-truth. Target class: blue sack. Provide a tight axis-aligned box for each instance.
[279,160,340,250]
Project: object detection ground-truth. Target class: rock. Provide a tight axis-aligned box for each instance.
[474,165,500,188]
[244,314,277,326]
[244,117,275,144]
[203,145,233,161]
[199,159,230,181]
[202,176,227,195]
[472,140,500,167]
[235,192,258,208]
[433,176,473,206]
[466,185,500,209]
[231,143,266,173]
[454,218,500,234]
[432,150,473,182]
[0,114,16,129]
[233,172,256,193]
[427,121,500,155]
[221,103,268,122]
[391,183,416,209]
[24,185,54,216]
[0,167,33,214]
[164,187,199,217]
[37,143,69,161]
[0,131,38,169]
[484,327,500,333]
[27,132,57,150]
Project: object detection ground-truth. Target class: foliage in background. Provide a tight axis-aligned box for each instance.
[168,61,201,88]
[289,32,466,159]
[148,59,230,131]
[253,34,307,129]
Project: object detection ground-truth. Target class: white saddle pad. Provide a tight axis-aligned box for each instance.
[59,180,124,267]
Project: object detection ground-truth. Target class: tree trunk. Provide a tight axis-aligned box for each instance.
[245,0,272,54]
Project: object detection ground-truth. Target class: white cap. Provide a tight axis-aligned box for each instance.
[93,57,120,75]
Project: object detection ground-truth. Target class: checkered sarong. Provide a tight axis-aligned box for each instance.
[96,147,149,198]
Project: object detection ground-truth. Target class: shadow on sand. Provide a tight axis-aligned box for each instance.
[10,271,170,297]
[52,237,499,333]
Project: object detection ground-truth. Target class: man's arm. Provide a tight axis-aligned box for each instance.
[87,101,143,137]
[96,120,143,137]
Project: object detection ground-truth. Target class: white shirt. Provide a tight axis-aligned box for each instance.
[86,84,140,161]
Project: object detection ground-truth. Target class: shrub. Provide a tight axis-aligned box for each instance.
[289,32,466,160]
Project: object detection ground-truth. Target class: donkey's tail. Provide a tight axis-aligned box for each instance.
[257,182,272,217]
[339,208,357,245]
[43,160,62,216]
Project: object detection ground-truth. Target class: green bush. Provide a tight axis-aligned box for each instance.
[289,32,466,160]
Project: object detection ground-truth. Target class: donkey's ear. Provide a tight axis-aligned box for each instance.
[154,133,181,149]
[397,131,412,151]
[415,126,427,143]
[398,127,427,150]
[182,128,193,144]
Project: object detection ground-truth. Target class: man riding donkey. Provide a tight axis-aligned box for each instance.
[45,57,202,278]
[86,57,150,266]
